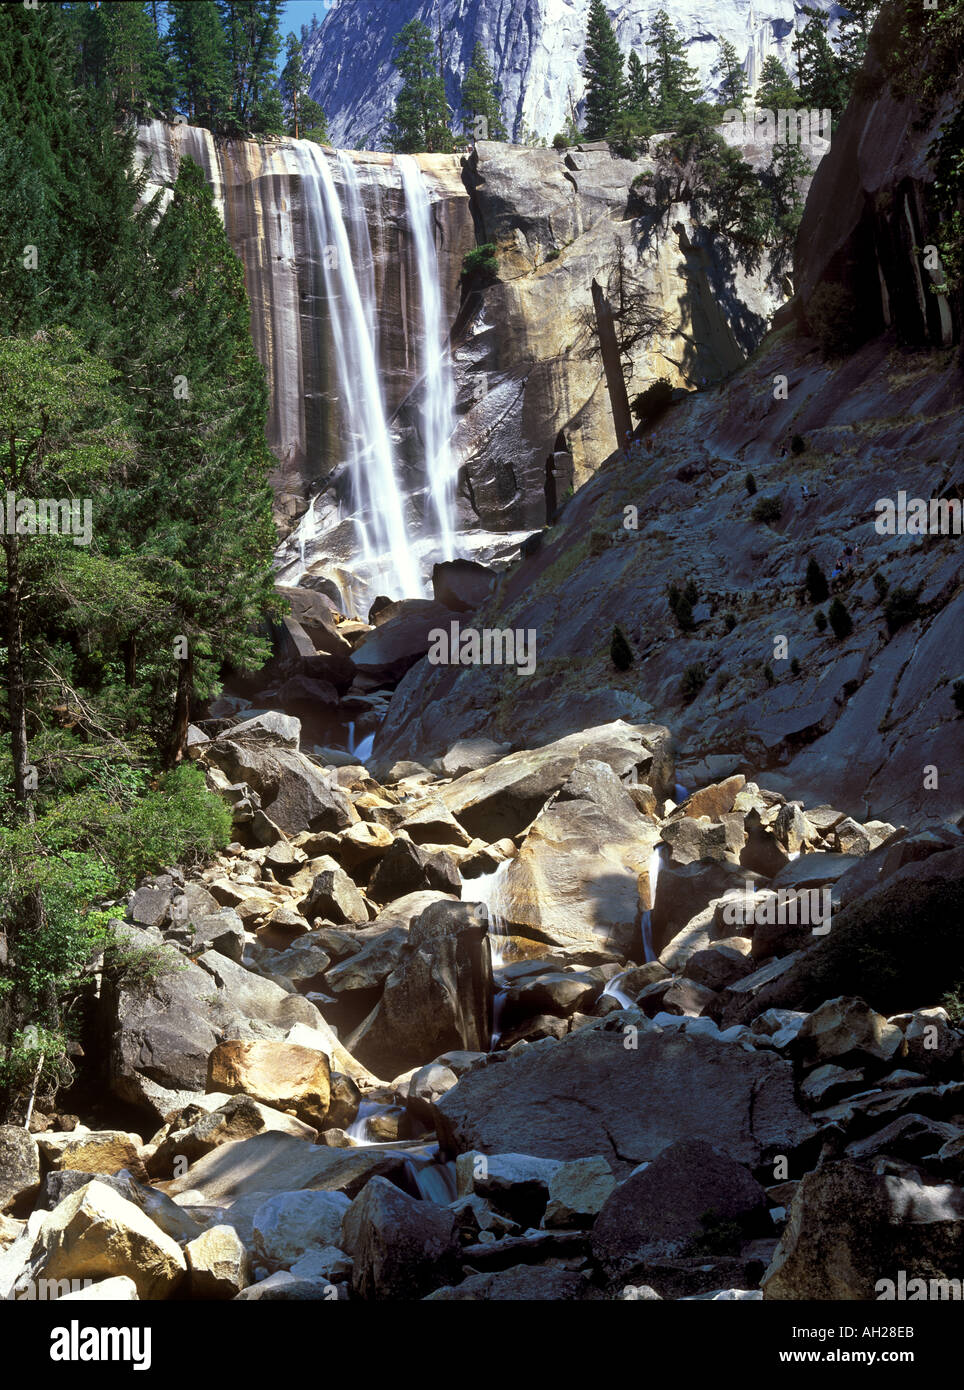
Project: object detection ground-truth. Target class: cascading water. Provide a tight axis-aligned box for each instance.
[299,145,421,598]
[462,860,511,1044]
[397,154,459,561]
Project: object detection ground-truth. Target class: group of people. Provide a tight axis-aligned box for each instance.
[831,542,862,580]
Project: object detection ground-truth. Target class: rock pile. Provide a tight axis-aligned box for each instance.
[2,711,961,1301]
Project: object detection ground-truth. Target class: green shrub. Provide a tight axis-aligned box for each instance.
[806,282,859,357]
[631,379,673,424]
[610,624,633,670]
[954,680,964,716]
[805,557,828,603]
[828,596,853,639]
[872,571,890,600]
[545,247,560,261]
[790,657,801,675]
[763,663,775,686]
[883,585,921,633]
[674,595,695,632]
[814,610,828,632]
[745,472,757,495]
[723,612,737,633]
[101,931,186,997]
[687,1210,745,1256]
[462,242,499,278]
[680,662,707,702]
[751,496,782,524]
[790,434,806,455]
[552,133,568,150]
[682,578,699,606]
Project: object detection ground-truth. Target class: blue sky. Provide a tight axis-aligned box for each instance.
[281,1,329,39]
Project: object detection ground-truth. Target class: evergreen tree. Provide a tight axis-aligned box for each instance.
[625,49,653,121]
[98,1,175,116]
[122,158,278,762]
[217,0,285,133]
[793,6,850,116]
[648,9,702,128]
[755,55,798,111]
[168,0,231,126]
[280,31,328,141]
[715,37,748,109]
[461,41,507,140]
[834,0,880,80]
[385,19,454,154]
[583,0,625,141]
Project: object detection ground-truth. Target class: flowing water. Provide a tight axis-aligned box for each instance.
[397,154,459,562]
[299,146,421,598]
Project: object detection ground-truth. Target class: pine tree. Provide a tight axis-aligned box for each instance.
[755,55,798,112]
[168,0,230,126]
[715,37,748,109]
[125,157,278,762]
[98,1,174,116]
[793,6,850,116]
[386,19,454,154]
[834,0,880,79]
[648,9,702,129]
[583,0,625,141]
[280,32,328,141]
[217,0,285,133]
[625,49,653,121]
[461,41,507,141]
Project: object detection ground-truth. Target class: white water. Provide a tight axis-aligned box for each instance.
[462,859,511,970]
[299,146,421,598]
[397,154,459,562]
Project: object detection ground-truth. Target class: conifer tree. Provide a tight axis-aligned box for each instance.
[648,8,702,128]
[755,55,798,111]
[217,0,285,133]
[715,37,748,109]
[168,0,231,126]
[280,32,328,141]
[461,41,507,140]
[386,19,454,154]
[625,49,653,121]
[793,6,849,116]
[583,0,625,141]
[99,1,175,116]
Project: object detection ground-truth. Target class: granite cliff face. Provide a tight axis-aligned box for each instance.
[136,121,790,560]
[305,0,838,149]
[136,120,473,529]
[370,49,964,825]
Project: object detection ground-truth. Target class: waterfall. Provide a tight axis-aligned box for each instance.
[298,145,421,598]
[397,154,459,561]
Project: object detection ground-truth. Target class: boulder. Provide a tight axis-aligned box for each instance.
[366,837,461,904]
[147,1095,317,1178]
[434,1017,814,1174]
[491,786,660,955]
[253,1190,352,1268]
[431,558,495,612]
[0,1127,40,1215]
[763,1161,964,1300]
[794,996,905,1068]
[347,901,492,1078]
[186,1225,251,1299]
[298,858,370,925]
[341,1176,460,1300]
[59,1275,139,1301]
[652,861,764,956]
[165,1132,405,1203]
[425,1266,590,1300]
[38,1130,146,1182]
[205,740,356,836]
[591,1140,767,1276]
[437,722,674,842]
[223,711,301,748]
[544,1156,616,1228]
[673,776,746,822]
[206,1041,332,1129]
[440,738,512,778]
[21,1181,185,1300]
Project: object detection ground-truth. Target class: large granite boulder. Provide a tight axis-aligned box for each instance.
[433,1016,814,1175]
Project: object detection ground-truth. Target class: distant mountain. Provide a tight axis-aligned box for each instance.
[304,0,840,150]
